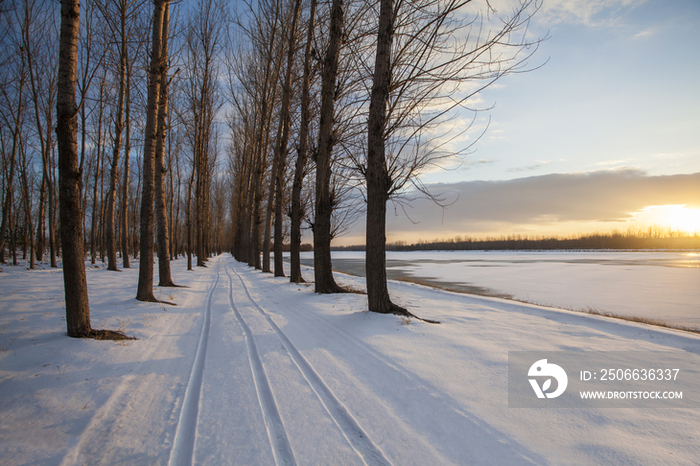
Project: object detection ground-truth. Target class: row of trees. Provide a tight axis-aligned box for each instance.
[228,0,542,314]
[374,228,700,251]
[1,0,542,336]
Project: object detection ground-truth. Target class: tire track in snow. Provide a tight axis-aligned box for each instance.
[168,263,220,466]
[223,267,297,466]
[229,263,392,466]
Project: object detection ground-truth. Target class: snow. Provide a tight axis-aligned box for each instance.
[1,254,700,465]
[317,250,700,329]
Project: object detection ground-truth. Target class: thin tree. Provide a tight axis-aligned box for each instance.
[154,0,176,286]
[102,0,129,271]
[22,0,58,267]
[18,137,35,269]
[0,29,25,264]
[120,38,135,268]
[289,0,316,283]
[313,0,345,293]
[271,0,302,277]
[136,0,169,302]
[184,0,225,268]
[89,66,107,266]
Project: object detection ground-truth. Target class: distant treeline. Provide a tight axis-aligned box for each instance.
[333,229,700,251]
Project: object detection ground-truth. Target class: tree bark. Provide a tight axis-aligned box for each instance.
[136,0,168,302]
[36,171,46,262]
[313,0,344,293]
[90,71,106,266]
[186,168,194,271]
[105,0,128,272]
[121,58,132,268]
[154,2,175,286]
[271,0,302,278]
[0,145,16,263]
[289,0,316,283]
[19,142,35,270]
[366,0,405,314]
[262,171,273,272]
[57,0,92,336]
[0,59,23,263]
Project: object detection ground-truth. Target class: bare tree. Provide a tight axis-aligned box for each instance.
[289,0,317,283]
[183,0,225,268]
[136,0,169,302]
[101,0,130,272]
[363,0,543,314]
[0,13,25,264]
[313,0,345,293]
[56,0,92,336]
[365,0,399,313]
[120,66,132,268]
[18,135,36,269]
[89,66,107,266]
[21,0,58,267]
[269,0,302,277]
[228,0,285,270]
[154,1,176,285]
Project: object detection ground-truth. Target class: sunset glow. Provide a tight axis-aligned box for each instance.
[634,205,700,234]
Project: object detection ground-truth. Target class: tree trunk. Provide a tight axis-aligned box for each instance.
[186,168,194,271]
[262,169,273,273]
[121,58,132,268]
[57,0,92,336]
[90,73,106,266]
[0,74,22,263]
[23,0,46,266]
[313,0,344,293]
[105,0,128,272]
[171,145,180,260]
[154,2,175,286]
[251,157,263,270]
[271,0,302,278]
[289,0,316,283]
[11,206,18,265]
[365,0,405,314]
[0,148,16,262]
[168,128,176,260]
[136,0,168,302]
[36,176,46,262]
[19,142,35,270]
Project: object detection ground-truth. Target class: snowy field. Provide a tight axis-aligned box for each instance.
[303,250,700,329]
[1,254,700,465]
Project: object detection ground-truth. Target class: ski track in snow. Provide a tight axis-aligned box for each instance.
[6,254,698,465]
[223,266,297,466]
[59,374,139,466]
[228,264,393,466]
[168,264,219,466]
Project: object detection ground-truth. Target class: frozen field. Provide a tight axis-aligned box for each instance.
[302,250,700,329]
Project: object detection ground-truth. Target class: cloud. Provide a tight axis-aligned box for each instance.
[536,0,647,27]
[506,164,542,173]
[330,169,700,245]
[382,169,700,233]
[632,26,659,39]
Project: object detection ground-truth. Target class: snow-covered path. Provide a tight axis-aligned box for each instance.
[1,254,700,465]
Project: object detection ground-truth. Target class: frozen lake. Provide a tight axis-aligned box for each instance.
[300,250,700,329]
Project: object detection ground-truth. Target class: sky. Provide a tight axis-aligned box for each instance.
[334,0,700,246]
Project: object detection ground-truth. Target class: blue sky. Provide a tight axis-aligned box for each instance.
[438,0,700,183]
[336,0,700,245]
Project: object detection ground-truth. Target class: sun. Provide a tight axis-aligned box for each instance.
[635,205,700,234]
